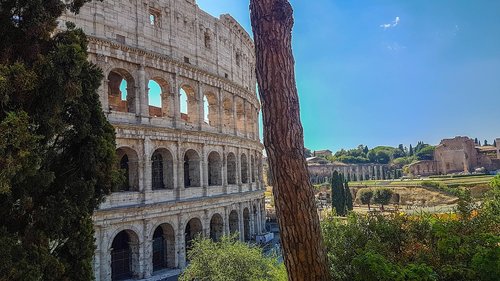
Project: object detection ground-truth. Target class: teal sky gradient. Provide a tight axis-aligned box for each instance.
[195,0,500,151]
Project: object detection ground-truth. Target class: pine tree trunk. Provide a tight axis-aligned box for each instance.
[250,1,331,280]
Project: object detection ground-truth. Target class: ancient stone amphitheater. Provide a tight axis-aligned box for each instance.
[60,1,265,280]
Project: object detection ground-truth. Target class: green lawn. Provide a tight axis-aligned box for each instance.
[350,175,494,188]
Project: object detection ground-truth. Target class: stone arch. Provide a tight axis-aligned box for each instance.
[184,149,201,187]
[116,147,139,191]
[253,204,259,235]
[184,218,203,260]
[151,148,174,190]
[241,153,248,184]
[246,105,254,136]
[179,84,198,124]
[222,96,233,129]
[152,223,176,271]
[243,207,251,241]
[209,213,224,242]
[110,229,140,281]
[107,68,136,113]
[227,152,237,185]
[208,151,222,186]
[229,210,239,236]
[148,77,172,118]
[203,91,218,127]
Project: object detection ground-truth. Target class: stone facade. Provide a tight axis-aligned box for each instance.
[308,162,389,184]
[59,1,265,280]
[434,136,499,174]
[408,160,437,177]
[497,138,500,159]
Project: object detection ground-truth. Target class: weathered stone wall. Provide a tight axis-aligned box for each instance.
[59,1,265,280]
[408,160,437,177]
[434,137,477,174]
[308,164,389,183]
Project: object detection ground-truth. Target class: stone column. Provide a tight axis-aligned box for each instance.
[374,165,378,180]
[380,165,384,180]
[224,206,230,235]
[143,137,152,193]
[201,144,207,196]
[142,219,153,278]
[203,210,210,237]
[238,203,244,242]
[232,96,237,135]
[172,74,180,128]
[261,199,266,232]
[362,166,366,181]
[102,79,109,113]
[356,166,360,182]
[255,108,260,140]
[198,82,204,131]
[243,100,248,138]
[177,214,186,268]
[138,65,147,117]
[217,88,223,133]
[176,142,184,200]
[222,146,228,193]
[236,147,242,192]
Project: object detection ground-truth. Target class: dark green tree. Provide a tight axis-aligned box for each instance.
[494,140,497,147]
[331,171,346,216]
[475,138,479,145]
[409,144,413,156]
[373,188,393,211]
[416,145,435,160]
[0,1,118,280]
[359,189,373,210]
[484,140,489,146]
[345,180,353,211]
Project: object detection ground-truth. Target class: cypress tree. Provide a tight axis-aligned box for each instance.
[331,171,346,216]
[409,144,413,156]
[345,180,353,211]
[0,1,119,280]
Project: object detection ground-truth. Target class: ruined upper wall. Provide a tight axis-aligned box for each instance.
[59,0,256,92]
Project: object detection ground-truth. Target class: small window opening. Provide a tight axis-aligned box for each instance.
[184,57,190,64]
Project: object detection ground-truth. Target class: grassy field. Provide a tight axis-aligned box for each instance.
[349,175,494,188]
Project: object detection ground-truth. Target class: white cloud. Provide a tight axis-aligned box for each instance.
[380,16,400,30]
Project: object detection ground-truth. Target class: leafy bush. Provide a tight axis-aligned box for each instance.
[180,235,286,281]
[322,175,500,281]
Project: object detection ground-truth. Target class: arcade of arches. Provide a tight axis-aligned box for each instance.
[100,201,265,280]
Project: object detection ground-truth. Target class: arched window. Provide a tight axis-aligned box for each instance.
[151,153,164,190]
[243,208,250,241]
[241,154,248,184]
[120,155,129,191]
[208,152,222,186]
[111,230,139,281]
[152,224,176,271]
[185,218,203,261]
[229,210,239,236]
[227,153,237,185]
[107,69,136,113]
[184,150,201,188]
[203,95,209,124]
[209,214,224,242]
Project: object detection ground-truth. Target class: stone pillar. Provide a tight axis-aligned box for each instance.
[380,165,384,180]
[236,147,242,192]
[102,79,109,112]
[356,166,360,182]
[138,65,147,117]
[176,142,184,200]
[177,214,186,268]
[361,166,366,181]
[143,137,152,193]
[201,144,208,196]
[238,203,244,242]
[255,108,260,140]
[142,219,153,278]
[243,100,248,138]
[374,165,378,180]
[261,199,266,232]
[203,210,210,237]
[223,206,230,235]
[232,96,237,135]
[217,88,223,133]
[222,146,228,193]
[198,82,204,131]
[172,74,180,128]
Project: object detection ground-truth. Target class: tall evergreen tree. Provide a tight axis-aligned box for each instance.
[484,140,489,146]
[0,1,118,280]
[494,140,497,147]
[345,180,353,211]
[475,138,479,145]
[331,171,346,216]
[409,144,413,156]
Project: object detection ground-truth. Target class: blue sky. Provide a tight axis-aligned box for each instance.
[194,0,500,151]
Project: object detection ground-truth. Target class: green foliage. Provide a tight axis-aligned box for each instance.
[373,188,393,209]
[0,1,117,280]
[180,235,287,281]
[359,188,373,209]
[345,181,353,211]
[322,179,500,281]
[331,171,347,216]
[416,145,435,161]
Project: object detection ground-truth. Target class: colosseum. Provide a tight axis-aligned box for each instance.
[59,1,265,280]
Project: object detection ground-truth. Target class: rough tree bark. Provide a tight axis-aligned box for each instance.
[250,1,331,280]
